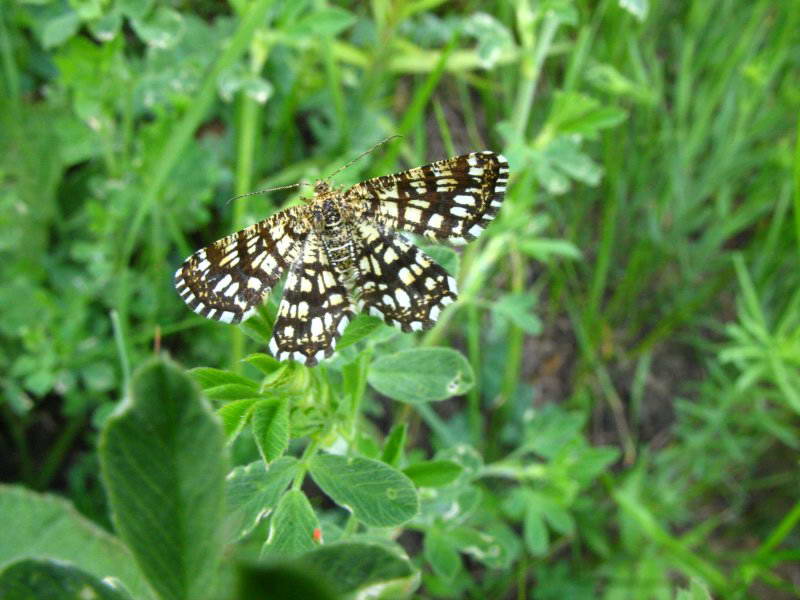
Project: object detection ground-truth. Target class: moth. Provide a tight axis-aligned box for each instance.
[175,150,509,366]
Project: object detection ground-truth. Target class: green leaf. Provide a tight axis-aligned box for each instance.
[234,563,337,600]
[448,525,511,569]
[118,0,153,19]
[283,6,356,39]
[309,454,419,527]
[300,542,418,597]
[252,398,290,463]
[262,490,319,558]
[420,245,460,277]
[225,458,298,543]
[540,500,576,536]
[368,348,475,404]
[130,6,184,49]
[424,528,461,580]
[37,2,81,49]
[217,398,259,438]
[0,559,134,600]
[403,460,463,488]
[381,423,407,467]
[204,383,263,401]
[88,9,122,42]
[518,238,582,262]
[243,353,282,376]
[190,367,258,390]
[240,304,276,346]
[523,507,549,556]
[676,579,712,600]
[99,357,227,600]
[491,293,543,334]
[337,313,385,350]
[0,486,155,600]
[547,91,627,139]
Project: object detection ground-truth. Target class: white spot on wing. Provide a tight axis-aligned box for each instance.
[213,274,232,293]
[395,289,411,308]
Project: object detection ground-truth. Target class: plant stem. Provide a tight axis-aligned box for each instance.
[511,12,559,138]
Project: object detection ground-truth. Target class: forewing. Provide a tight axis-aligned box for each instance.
[174,206,309,324]
[354,223,456,332]
[269,234,356,365]
[348,151,508,245]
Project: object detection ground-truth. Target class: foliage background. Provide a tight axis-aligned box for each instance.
[1,0,799,598]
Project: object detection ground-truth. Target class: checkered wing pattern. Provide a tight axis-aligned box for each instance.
[354,223,457,332]
[174,206,309,324]
[348,151,508,245]
[268,235,356,366]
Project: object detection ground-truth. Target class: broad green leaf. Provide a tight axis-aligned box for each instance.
[243,353,282,376]
[420,245,459,277]
[0,486,155,600]
[217,398,259,438]
[118,0,153,19]
[403,460,463,488]
[368,348,474,404]
[542,503,576,537]
[234,563,336,600]
[0,559,133,600]
[523,507,549,556]
[252,398,290,463]
[381,423,407,467]
[337,313,385,350]
[424,528,461,580]
[35,3,81,49]
[448,526,501,567]
[89,9,122,42]
[309,454,419,527]
[301,542,418,596]
[225,458,298,542]
[547,92,626,139]
[240,305,275,345]
[131,6,184,49]
[491,293,543,334]
[99,358,227,600]
[263,490,319,558]
[190,367,259,390]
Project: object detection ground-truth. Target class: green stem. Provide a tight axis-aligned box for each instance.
[346,351,371,442]
[511,12,559,138]
[466,303,482,446]
[231,84,263,372]
[489,246,525,459]
[111,310,131,393]
[415,404,456,446]
[34,412,86,490]
[1,404,33,485]
[793,110,800,260]
[292,437,321,490]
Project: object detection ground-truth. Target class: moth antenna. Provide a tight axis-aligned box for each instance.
[327,135,403,180]
[226,181,312,206]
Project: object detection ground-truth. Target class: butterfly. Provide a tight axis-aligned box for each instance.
[175,150,508,366]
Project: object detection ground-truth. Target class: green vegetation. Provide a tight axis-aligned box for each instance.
[1,0,798,598]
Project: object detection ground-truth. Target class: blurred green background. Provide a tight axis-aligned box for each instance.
[1,0,799,597]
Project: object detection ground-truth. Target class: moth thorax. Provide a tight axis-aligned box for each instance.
[320,199,344,230]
